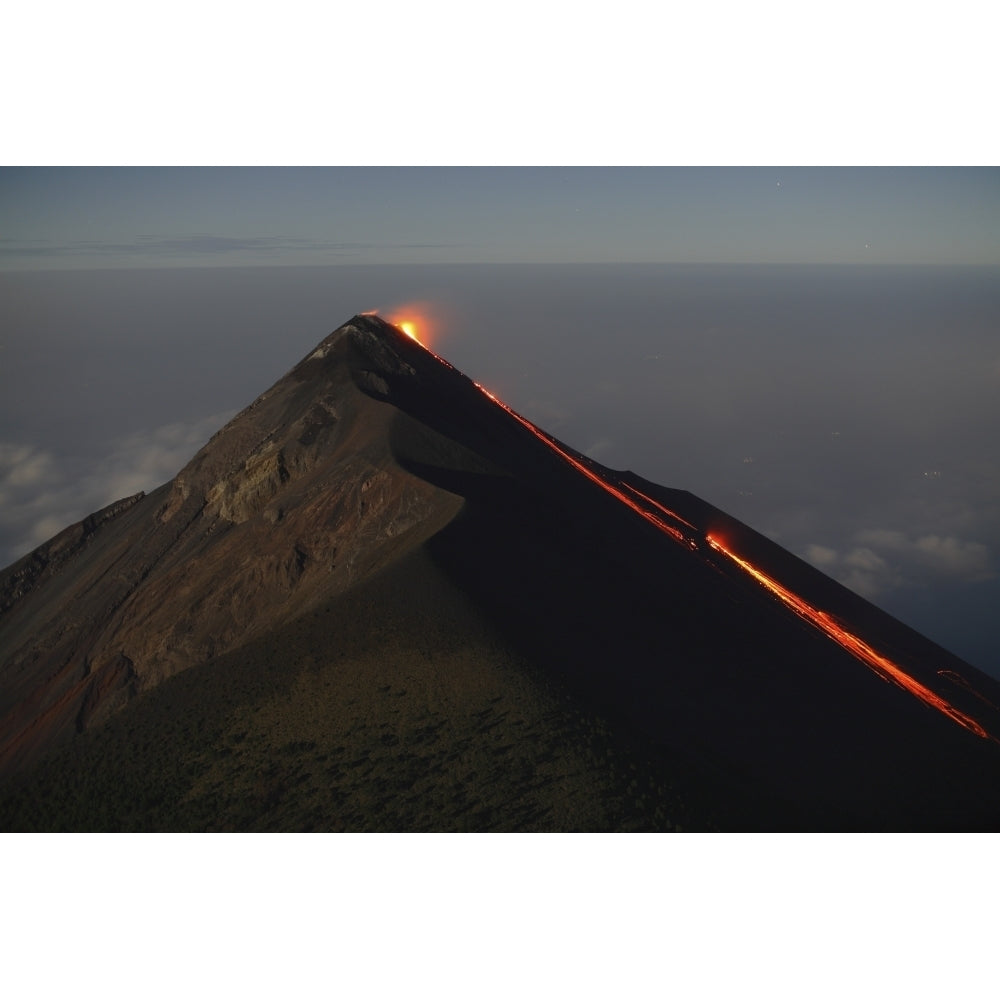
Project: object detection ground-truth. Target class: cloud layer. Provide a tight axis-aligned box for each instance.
[803,530,993,600]
[0,235,456,266]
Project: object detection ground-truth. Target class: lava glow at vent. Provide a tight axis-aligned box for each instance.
[705,535,992,740]
[384,302,441,349]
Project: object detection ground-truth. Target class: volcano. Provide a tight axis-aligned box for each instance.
[2,314,999,831]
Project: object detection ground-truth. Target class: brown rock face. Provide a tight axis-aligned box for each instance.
[0,317,469,777]
[0,492,146,616]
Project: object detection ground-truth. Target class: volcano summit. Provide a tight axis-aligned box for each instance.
[2,314,999,831]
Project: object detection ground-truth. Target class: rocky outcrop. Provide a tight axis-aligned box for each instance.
[0,492,145,616]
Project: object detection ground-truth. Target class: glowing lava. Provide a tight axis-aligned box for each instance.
[389,319,994,744]
[384,302,441,350]
[398,320,420,343]
[472,383,695,547]
[705,535,991,740]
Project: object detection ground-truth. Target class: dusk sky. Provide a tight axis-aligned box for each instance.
[2,167,998,270]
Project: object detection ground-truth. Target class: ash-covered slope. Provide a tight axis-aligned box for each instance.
[3,314,1000,830]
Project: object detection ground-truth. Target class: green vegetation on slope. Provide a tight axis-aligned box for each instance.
[0,546,709,832]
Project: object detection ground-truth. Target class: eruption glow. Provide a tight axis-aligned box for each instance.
[384,302,441,349]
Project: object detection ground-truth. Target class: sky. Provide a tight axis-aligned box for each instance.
[2,166,999,270]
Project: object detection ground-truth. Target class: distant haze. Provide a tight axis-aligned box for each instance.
[2,167,998,269]
[1,263,998,678]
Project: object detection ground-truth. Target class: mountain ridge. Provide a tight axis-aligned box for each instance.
[2,313,999,830]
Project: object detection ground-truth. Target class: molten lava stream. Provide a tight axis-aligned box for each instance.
[402,324,993,743]
[385,313,456,371]
[705,535,992,741]
[619,482,701,546]
[472,382,692,546]
[938,670,1000,711]
[386,318,705,546]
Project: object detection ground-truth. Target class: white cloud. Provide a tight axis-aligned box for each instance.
[584,436,614,461]
[855,528,907,550]
[838,572,881,599]
[912,535,992,578]
[0,410,233,567]
[843,547,887,573]
[29,514,75,546]
[0,443,56,489]
[855,528,993,580]
[88,411,234,508]
[804,543,837,567]
[0,443,75,565]
[802,527,995,600]
[0,443,32,469]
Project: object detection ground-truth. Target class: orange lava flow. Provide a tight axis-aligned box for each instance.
[620,482,700,536]
[706,535,991,740]
[445,348,993,743]
[383,313,457,371]
[472,383,694,546]
[938,670,1000,711]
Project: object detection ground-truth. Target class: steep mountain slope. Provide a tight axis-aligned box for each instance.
[2,314,999,830]
[0,318,472,778]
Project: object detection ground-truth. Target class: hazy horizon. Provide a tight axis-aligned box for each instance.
[4,167,998,270]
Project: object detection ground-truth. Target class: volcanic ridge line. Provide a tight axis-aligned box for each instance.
[375,314,996,744]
